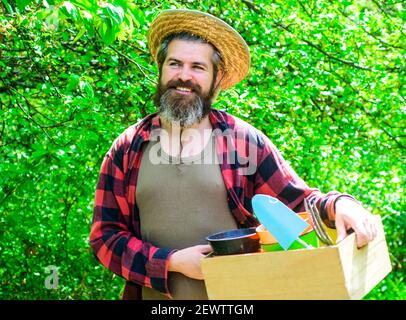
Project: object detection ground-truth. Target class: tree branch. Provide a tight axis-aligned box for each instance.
[273,22,375,71]
[17,27,63,98]
[1,79,72,147]
[241,0,261,14]
[6,82,75,128]
[329,71,405,149]
[371,0,399,21]
[307,41,372,70]
[297,0,312,18]
[107,45,157,85]
[336,8,405,50]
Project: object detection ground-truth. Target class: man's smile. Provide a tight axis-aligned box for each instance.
[173,86,194,95]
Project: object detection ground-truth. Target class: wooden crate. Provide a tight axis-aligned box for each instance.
[202,216,391,300]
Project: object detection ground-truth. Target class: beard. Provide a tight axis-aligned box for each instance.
[154,78,215,128]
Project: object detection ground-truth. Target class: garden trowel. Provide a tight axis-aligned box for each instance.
[252,194,312,250]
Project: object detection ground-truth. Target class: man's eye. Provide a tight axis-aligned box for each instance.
[169,62,180,66]
[194,65,204,70]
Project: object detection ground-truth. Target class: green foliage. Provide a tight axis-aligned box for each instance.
[0,0,404,299]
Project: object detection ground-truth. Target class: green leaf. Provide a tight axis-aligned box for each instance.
[72,27,86,43]
[60,1,80,22]
[1,0,13,13]
[104,4,124,25]
[16,0,33,12]
[98,20,115,45]
[67,75,80,91]
[79,80,94,98]
[70,0,96,12]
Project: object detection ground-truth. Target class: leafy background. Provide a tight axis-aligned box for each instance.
[0,0,404,299]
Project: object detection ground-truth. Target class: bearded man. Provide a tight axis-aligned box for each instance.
[90,9,378,300]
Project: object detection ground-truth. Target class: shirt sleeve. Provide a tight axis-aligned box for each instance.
[89,153,176,297]
[253,133,357,228]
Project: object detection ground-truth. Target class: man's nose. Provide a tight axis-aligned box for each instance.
[177,66,193,82]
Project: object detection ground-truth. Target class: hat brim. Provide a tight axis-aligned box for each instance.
[148,9,250,90]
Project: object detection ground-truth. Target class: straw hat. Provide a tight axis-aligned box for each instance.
[148,9,250,90]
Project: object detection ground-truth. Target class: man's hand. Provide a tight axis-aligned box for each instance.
[168,244,212,280]
[335,197,378,248]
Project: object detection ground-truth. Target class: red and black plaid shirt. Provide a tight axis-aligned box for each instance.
[90,109,351,299]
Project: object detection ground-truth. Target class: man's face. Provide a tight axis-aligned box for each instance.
[155,39,219,128]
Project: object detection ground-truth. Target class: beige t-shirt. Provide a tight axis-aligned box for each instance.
[136,134,238,300]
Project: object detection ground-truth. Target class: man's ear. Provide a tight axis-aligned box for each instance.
[211,70,224,103]
[214,70,224,89]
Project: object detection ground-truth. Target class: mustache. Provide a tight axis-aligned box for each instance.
[164,79,202,94]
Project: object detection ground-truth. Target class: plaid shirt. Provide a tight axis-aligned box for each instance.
[90,109,351,299]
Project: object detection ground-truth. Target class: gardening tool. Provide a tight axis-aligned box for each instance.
[304,198,334,246]
[252,194,312,250]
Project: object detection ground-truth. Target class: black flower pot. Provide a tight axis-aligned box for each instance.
[206,227,260,255]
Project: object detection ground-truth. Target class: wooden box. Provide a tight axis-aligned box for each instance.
[202,216,391,300]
